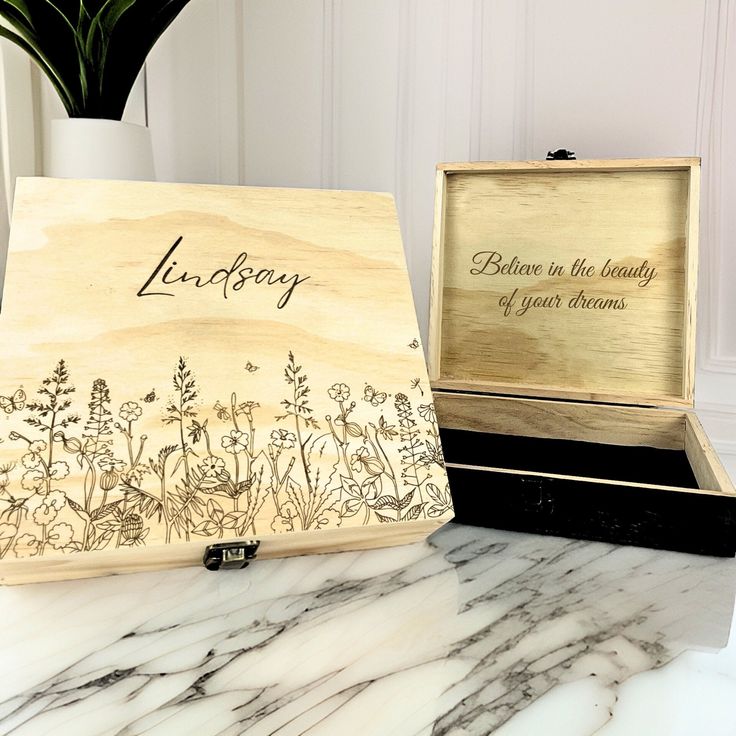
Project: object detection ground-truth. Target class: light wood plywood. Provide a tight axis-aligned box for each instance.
[429,159,699,407]
[0,178,452,583]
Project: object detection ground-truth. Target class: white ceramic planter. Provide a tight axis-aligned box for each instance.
[48,118,155,181]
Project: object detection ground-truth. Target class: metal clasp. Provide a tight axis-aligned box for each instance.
[546,148,576,160]
[203,540,260,571]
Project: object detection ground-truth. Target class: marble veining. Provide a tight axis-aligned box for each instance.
[1,524,735,735]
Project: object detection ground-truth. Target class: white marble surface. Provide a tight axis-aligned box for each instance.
[1,524,735,736]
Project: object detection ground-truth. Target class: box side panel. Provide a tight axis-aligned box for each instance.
[446,466,736,557]
[0,517,449,585]
[0,178,451,578]
[685,413,735,493]
[433,391,686,450]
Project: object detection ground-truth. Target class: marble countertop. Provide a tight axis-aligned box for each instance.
[1,523,736,736]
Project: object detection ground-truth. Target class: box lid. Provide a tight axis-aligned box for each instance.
[428,158,699,408]
[0,178,451,583]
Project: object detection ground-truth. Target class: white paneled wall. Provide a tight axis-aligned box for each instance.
[1,0,735,464]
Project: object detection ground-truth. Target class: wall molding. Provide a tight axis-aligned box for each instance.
[697,402,736,458]
[697,0,736,375]
[0,41,36,214]
[320,0,338,189]
[214,0,244,185]
[512,0,535,160]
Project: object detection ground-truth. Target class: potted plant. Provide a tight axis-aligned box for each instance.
[0,1,193,180]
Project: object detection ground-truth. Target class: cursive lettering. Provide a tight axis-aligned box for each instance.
[137,236,310,309]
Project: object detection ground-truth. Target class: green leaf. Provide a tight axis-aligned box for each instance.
[1,0,34,30]
[3,0,194,118]
[0,24,77,114]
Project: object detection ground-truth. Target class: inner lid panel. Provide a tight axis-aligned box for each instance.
[438,166,693,405]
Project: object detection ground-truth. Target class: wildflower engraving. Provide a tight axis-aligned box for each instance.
[0,353,448,559]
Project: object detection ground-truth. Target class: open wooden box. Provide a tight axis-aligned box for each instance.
[429,158,736,556]
[0,178,452,585]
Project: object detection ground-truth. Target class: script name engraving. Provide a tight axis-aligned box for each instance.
[137,236,310,309]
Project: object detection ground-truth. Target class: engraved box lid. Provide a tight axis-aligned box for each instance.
[428,158,700,408]
[0,178,452,584]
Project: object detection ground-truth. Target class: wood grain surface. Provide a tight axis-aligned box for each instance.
[434,391,735,495]
[429,159,699,407]
[0,178,452,583]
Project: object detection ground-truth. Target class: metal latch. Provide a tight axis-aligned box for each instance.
[203,540,260,571]
[546,148,576,160]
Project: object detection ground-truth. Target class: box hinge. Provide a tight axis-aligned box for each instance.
[203,540,260,571]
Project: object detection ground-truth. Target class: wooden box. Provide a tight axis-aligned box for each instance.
[429,158,736,556]
[0,178,452,584]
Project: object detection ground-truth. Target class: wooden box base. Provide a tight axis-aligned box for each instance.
[435,392,736,556]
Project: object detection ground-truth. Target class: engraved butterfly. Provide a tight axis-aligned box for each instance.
[408,338,420,349]
[214,400,231,421]
[363,385,387,406]
[0,388,25,415]
[141,389,157,403]
[244,362,260,373]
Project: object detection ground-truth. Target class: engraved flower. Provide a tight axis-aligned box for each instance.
[21,469,44,492]
[100,469,120,492]
[27,491,66,526]
[314,505,341,529]
[48,461,70,480]
[270,429,296,450]
[98,457,126,473]
[350,446,384,476]
[373,416,398,441]
[121,514,147,545]
[14,533,39,558]
[21,453,41,470]
[32,502,58,526]
[328,383,351,402]
[46,490,67,510]
[417,403,437,423]
[48,522,74,550]
[270,506,297,533]
[201,456,226,477]
[236,401,260,421]
[119,401,142,422]
[221,430,248,455]
[28,440,47,455]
